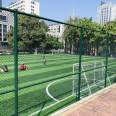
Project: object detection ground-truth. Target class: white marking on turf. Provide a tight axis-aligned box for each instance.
[46,81,60,102]
[29,74,116,116]
[29,95,74,116]
[46,77,77,102]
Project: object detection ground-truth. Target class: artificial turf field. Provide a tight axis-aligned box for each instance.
[0,54,116,116]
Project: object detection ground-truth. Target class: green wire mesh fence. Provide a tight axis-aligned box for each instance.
[0,7,116,116]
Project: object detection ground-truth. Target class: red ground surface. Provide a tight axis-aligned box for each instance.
[52,84,116,116]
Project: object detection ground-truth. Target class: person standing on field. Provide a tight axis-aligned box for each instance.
[43,55,47,65]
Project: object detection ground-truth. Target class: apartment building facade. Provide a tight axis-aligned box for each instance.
[8,0,40,15]
[97,1,116,25]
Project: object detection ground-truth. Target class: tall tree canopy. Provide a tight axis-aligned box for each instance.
[6,15,62,53]
[63,17,102,55]
[103,20,116,56]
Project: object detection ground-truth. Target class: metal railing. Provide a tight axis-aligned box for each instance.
[0,7,116,116]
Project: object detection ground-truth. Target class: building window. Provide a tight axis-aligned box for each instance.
[0,15,7,22]
[31,1,35,4]
[3,25,7,41]
[3,16,7,21]
[21,1,24,3]
[31,9,34,13]
[0,24,2,41]
[31,5,34,8]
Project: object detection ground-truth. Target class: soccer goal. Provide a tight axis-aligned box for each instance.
[72,60,111,96]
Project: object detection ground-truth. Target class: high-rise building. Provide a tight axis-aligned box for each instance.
[97,1,116,25]
[0,0,12,47]
[8,0,40,15]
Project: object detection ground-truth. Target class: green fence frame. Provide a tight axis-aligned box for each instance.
[105,33,109,87]
[77,28,83,101]
[14,10,19,116]
[0,7,115,116]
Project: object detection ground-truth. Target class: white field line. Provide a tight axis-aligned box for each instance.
[51,83,116,116]
[29,95,74,116]
[29,74,116,116]
[46,81,60,102]
[82,66,92,95]
[46,78,77,102]
[46,77,94,101]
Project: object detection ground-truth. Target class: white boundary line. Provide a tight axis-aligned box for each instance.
[46,81,60,102]
[51,83,116,116]
[82,66,92,95]
[29,74,116,116]
[46,78,77,102]
[29,95,74,116]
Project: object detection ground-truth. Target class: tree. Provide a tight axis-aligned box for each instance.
[63,17,80,54]
[7,15,48,52]
[103,20,116,56]
[44,35,63,52]
[63,17,101,55]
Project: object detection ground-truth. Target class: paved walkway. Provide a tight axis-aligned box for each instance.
[51,84,116,116]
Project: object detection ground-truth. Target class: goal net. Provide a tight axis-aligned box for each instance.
[72,61,111,96]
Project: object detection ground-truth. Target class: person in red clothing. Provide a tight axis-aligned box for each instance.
[19,64,27,71]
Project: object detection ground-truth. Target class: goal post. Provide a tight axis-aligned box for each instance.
[72,60,111,96]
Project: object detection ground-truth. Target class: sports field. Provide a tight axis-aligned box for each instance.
[0,54,116,116]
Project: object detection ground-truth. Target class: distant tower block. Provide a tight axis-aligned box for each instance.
[8,0,40,15]
[97,0,116,25]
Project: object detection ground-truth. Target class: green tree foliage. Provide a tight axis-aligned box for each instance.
[6,15,62,53]
[6,15,116,55]
[103,20,116,56]
[59,20,115,56]
[104,20,116,35]
[63,17,101,55]
[45,36,63,50]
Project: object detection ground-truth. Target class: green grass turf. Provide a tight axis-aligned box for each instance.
[0,54,116,116]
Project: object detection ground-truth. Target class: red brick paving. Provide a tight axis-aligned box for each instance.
[52,84,116,116]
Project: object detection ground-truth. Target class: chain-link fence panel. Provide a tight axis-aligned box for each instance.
[0,10,15,116]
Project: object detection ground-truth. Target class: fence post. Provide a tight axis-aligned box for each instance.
[104,33,109,87]
[14,10,18,116]
[77,27,83,101]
